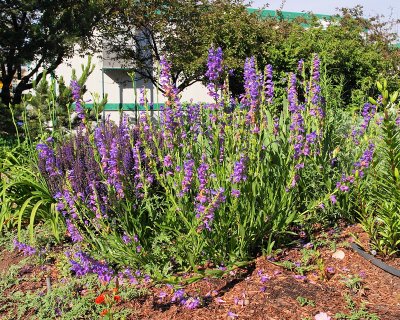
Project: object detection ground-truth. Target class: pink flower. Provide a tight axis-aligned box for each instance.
[315,312,331,320]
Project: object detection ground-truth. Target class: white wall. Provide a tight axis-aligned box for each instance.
[56,52,214,107]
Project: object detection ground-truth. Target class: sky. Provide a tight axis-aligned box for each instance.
[251,0,399,17]
[251,1,399,38]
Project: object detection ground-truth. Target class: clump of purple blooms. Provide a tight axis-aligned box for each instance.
[13,239,37,256]
[68,251,114,283]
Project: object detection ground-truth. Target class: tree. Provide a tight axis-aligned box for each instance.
[256,6,400,107]
[100,0,264,93]
[0,0,114,107]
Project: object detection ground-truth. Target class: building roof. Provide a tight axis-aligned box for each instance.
[246,8,334,21]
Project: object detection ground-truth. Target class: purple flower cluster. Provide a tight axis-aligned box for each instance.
[206,47,224,101]
[160,56,181,107]
[206,47,224,82]
[180,157,195,196]
[309,54,324,119]
[231,156,248,183]
[297,59,304,74]
[66,219,83,242]
[36,142,60,177]
[336,174,354,192]
[108,137,124,198]
[195,188,226,231]
[186,103,201,136]
[353,142,375,178]
[183,297,201,310]
[337,142,375,192]
[311,54,321,104]
[171,289,185,303]
[243,57,261,106]
[170,289,201,309]
[70,80,85,120]
[68,251,113,283]
[242,57,262,128]
[159,56,184,146]
[264,64,274,104]
[351,103,377,144]
[197,155,209,190]
[55,189,78,219]
[164,154,173,168]
[13,239,36,256]
[287,73,306,159]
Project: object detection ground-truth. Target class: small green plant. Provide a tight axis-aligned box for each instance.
[276,248,322,276]
[335,294,379,320]
[342,274,364,294]
[296,296,316,307]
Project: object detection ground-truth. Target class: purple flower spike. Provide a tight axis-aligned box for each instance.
[297,59,304,74]
[206,47,224,101]
[66,219,83,243]
[231,155,248,183]
[70,80,85,120]
[264,64,274,104]
[180,157,195,196]
[242,57,262,119]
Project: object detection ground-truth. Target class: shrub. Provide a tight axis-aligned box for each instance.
[33,50,374,281]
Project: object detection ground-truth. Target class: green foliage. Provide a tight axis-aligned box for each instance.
[275,248,322,276]
[20,57,106,138]
[257,9,399,108]
[359,81,400,256]
[296,296,316,307]
[101,0,259,92]
[335,294,380,320]
[0,142,62,243]
[341,274,364,294]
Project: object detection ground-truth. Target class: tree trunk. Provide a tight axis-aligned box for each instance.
[0,81,11,106]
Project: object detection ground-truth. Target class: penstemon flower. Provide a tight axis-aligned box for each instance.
[264,64,274,104]
[70,80,85,120]
[206,46,224,101]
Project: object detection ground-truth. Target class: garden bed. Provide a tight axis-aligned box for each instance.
[1,224,399,320]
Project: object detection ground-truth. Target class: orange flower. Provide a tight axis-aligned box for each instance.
[95,294,106,304]
[112,287,118,294]
[100,309,109,316]
[114,295,121,302]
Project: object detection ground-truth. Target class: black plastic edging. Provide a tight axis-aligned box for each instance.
[349,243,400,278]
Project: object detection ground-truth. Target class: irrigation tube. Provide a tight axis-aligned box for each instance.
[349,243,400,278]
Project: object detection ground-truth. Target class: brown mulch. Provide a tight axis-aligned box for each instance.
[0,247,24,273]
[0,225,399,320]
